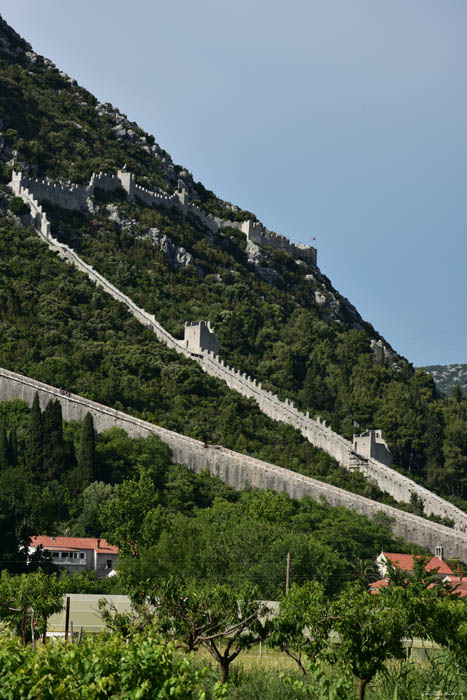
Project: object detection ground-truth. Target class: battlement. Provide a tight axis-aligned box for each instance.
[10,169,317,262]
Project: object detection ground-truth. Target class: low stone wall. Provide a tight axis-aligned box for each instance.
[9,174,467,533]
[2,366,467,560]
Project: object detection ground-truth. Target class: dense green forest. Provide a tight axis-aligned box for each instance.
[2,15,467,513]
[1,21,467,511]
[3,15,467,700]
[0,396,413,597]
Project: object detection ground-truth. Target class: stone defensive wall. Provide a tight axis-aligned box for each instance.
[222,219,317,265]
[10,170,219,236]
[2,366,467,561]
[11,170,316,261]
[9,173,467,532]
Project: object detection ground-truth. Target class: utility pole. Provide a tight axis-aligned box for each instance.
[285,552,291,593]
[65,596,70,642]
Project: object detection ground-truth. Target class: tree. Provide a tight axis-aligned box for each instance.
[328,583,407,700]
[73,411,97,491]
[75,481,113,536]
[270,581,332,675]
[198,583,270,684]
[8,196,30,216]
[42,399,67,481]
[0,569,64,645]
[27,392,43,477]
[7,427,18,467]
[0,425,8,469]
[142,578,270,684]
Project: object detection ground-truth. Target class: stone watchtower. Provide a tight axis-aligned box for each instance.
[353,429,392,467]
[184,321,219,355]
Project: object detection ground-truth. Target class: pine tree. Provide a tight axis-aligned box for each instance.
[0,425,8,469]
[77,412,96,486]
[42,399,67,481]
[27,392,43,476]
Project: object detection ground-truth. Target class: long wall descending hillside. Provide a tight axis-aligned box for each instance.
[2,366,467,561]
[9,172,467,533]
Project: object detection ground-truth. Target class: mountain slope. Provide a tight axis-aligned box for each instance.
[423,365,467,397]
[2,14,467,511]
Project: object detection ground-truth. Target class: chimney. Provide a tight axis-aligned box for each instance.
[435,545,444,561]
[97,538,101,550]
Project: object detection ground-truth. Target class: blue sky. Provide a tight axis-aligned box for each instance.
[3,1,467,367]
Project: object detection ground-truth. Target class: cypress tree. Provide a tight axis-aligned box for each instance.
[0,425,8,469]
[7,428,18,467]
[42,399,67,480]
[77,412,96,485]
[27,392,43,477]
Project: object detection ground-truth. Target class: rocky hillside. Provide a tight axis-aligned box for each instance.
[423,365,467,397]
[2,13,467,511]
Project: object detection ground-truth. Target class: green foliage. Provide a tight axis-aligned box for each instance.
[0,630,220,699]
[76,412,97,487]
[8,195,29,216]
[0,569,63,643]
[0,221,394,506]
[270,582,332,674]
[102,460,410,599]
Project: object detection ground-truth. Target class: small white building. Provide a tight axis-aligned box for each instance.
[29,536,119,578]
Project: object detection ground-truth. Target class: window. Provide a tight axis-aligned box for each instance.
[106,560,113,570]
[79,552,85,559]
[51,552,59,558]
[61,552,69,559]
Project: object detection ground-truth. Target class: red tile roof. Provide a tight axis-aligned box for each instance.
[30,536,118,555]
[381,552,454,576]
[443,576,467,598]
[369,578,390,594]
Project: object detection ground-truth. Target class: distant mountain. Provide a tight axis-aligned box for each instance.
[423,365,467,397]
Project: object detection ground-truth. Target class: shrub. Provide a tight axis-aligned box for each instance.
[8,196,30,216]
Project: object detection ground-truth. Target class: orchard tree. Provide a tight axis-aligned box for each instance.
[329,583,407,700]
[270,581,332,675]
[125,577,270,684]
[0,569,64,645]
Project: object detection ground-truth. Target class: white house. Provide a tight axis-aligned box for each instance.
[29,536,119,578]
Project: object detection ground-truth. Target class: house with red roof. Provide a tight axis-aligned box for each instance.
[376,552,454,580]
[370,551,457,595]
[29,536,119,578]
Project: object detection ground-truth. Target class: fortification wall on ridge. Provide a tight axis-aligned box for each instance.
[11,170,315,259]
[1,365,467,561]
[9,174,467,532]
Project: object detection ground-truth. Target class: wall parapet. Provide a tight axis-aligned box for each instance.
[9,174,467,533]
[2,366,467,560]
[11,170,315,261]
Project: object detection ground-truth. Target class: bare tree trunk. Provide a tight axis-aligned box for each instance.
[219,658,230,684]
[356,677,367,700]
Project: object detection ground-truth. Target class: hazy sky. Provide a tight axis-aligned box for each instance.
[3,1,467,367]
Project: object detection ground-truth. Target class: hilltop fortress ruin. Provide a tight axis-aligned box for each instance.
[7,168,467,552]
